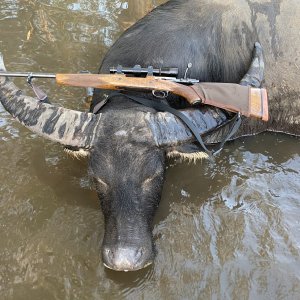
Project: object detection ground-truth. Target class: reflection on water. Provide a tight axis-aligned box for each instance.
[158,134,300,300]
[0,0,300,299]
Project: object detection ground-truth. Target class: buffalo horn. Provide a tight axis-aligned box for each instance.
[0,53,101,149]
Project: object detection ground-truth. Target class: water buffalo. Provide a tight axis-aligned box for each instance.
[0,0,299,271]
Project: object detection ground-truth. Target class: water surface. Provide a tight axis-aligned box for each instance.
[0,1,299,299]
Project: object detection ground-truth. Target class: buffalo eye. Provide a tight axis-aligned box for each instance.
[94,178,109,193]
[142,173,162,189]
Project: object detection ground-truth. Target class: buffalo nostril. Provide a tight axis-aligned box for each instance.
[102,247,152,271]
[104,248,113,260]
[136,247,146,261]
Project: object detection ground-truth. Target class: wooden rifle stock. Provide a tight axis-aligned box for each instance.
[56,73,268,121]
[56,74,201,104]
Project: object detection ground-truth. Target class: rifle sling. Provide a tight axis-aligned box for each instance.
[93,92,241,156]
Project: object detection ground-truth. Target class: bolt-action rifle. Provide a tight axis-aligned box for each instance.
[0,47,269,121]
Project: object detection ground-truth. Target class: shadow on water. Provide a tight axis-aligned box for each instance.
[0,0,300,299]
[105,266,154,293]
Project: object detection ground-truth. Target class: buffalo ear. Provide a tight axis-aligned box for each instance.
[166,144,209,163]
[64,147,90,159]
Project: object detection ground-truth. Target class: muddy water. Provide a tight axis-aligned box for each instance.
[0,1,299,299]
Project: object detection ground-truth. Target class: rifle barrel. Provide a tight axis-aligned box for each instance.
[0,72,56,79]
